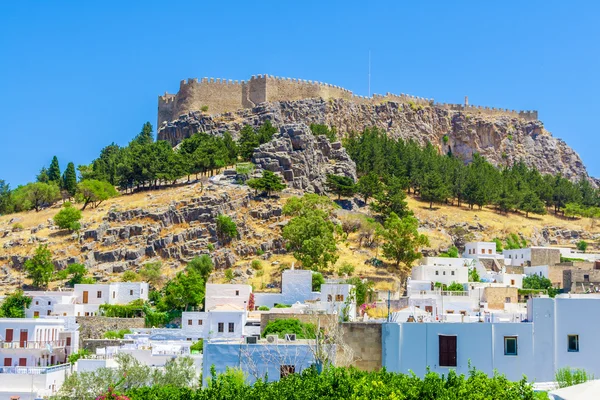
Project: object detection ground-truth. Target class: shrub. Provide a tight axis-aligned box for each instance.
[121,270,140,282]
[555,367,594,388]
[262,318,316,339]
[200,105,209,112]
[258,306,270,311]
[190,339,204,353]
[337,263,355,277]
[256,249,265,256]
[53,202,82,231]
[256,270,264,277]
[446,282,465,291]
[312,272,325,291]
[251,260,262,270]
[104,329,132,339]
[67,349,90,364]
[577,240,588,252]
[224,268,234,282]
[12,223,23,232]
[216,214,238,243]
[274,304,291,308]
[207,243,215,251]
[442,135,449,144]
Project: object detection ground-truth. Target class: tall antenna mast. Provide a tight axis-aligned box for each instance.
[368,50,371,97]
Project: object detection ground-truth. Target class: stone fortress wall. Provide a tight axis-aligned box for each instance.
[158,74,538,126]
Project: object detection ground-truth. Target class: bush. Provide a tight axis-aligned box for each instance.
[190,339,204,353]
[224,268,234,282]
[446,282,465,291]
[555,367,594,388]
[104,329,132,339]
[53,202,82,231]
[207,243,215,251]
[251,260,262,270]
[262,318,316,339]
[256,249,265,256]
[312,272,325,291]
[121,270,140,282]
[442,135,449,144]
[577,240,588,252]
[12,223,23,232]
[337,263,355,277]
[274,304,291,308]
[258,306,270,311]
[200,105,209,112]
[216,214,238,243]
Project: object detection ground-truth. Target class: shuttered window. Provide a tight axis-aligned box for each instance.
[439,335,457,367]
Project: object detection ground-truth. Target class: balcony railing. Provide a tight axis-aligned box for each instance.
[0,363,70,375]
[0,340,67,349]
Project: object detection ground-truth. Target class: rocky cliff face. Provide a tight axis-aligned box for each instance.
[252,124,357,194]
[159,98,589,180]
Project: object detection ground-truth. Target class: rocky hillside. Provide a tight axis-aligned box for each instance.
[158,98,589,181]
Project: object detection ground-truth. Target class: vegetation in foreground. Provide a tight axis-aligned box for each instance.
[52,359,545,400]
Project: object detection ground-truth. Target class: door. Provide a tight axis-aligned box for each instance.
[83,291,89,304]
[19,330,27,348]
[5,328,13,343]
[34,311,40,317]
[18,358,26,366]
[439,335,457,367]
[3,358,11,367]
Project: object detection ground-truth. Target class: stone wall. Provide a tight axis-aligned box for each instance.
[563,269,600,293]
[482,287,518,309]
[259,313,337,334]
[76,316,145,346]
[531,248,561,267]
[82,339,134,353]
[339,322,382,371]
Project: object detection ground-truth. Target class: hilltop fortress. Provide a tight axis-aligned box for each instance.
[157,74,538,127]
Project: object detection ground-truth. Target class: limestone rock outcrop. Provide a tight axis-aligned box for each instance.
[158,98,589,181]
[251,124,357,193]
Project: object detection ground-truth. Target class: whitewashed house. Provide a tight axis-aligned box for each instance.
[412,257,471,286]
[316,283,356,321]
[205,284,251,311]
[24,291,76,318]
[53,282,149,316]
[254,269,319,308]
[181,305,247,340]
[463,242,498,259]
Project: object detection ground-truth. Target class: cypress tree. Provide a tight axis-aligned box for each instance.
[62,162,77,196]
[47,156,61,183]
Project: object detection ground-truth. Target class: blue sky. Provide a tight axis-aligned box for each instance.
[0,0,598,186]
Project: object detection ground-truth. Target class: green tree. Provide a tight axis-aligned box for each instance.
[370,176,411,221]
[186,255,214,283]
[282,204,339,271]
[53,202,82,231]
[20,182,60,212]
[256,119,277,144]
[122,270,140,282]
[447,246,459,258]
[0,180,14,215]
[223,131,239,164]
[66,263,89,286]
[162,268,205,311]
[347,277,375,306]
[238,125,259,161]
[62,162,78,197]
[76,179,118,210]
[326,174,356,200]
[356,172,383,203]
[523,274,556,296]
[216,214,238,244]
[48,156,61,183]
[378,213,429,272]
[420,170,449,209]
[37,167,49,183]
[0,290,32,318]
[309,123,337,142]
[312,272,325,291]
[262,318,316,339]
[24,245,55,288]
[446,282,465,291]
[134,122,154,145]
[469,268,481,282]
[577,240,588,252]
[519,190,546,218]
[247,170,286,196]
[493,238,504,253]
[139,262,164,287]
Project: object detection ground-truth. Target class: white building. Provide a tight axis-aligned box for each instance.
[181,305,247,340]
[317,283,356,321]
[53,282,149,316]
[0,363,70,400]
[382,295,600,382]
[463,242,498,259]
[24,291,76,318]
[205,284,251,311]
[254,269,318,308]
[411,264,469,286]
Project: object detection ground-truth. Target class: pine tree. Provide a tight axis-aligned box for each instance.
[62,162,77,196]
[421,171,449,209]
[238,125,259,161]
[48,156,61,183]
[134,122,154,145]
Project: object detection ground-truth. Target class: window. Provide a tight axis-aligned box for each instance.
[327,294,332,302]
[488,249,492,254]
[198,320,203,325]
[34,311,40,317]
[97,291,102,298]
[468,249,472,254]
[425,306,433,313]
[439,336,457,367]
[504,337,518,355]
[112,292,115,299]
[435,271,439,276]
[505,297,511,303]
[481,249,484,254]
[48,301,51,305]
[451,271,455,276]
[235,290,239,296]
[510,279,515,286]
[228,322,235,333]
[280,365,296,378]
[521,254,523,259]
[584,275,590,283]
[35,301,39,305]
[460,311,466,316]
[47,310,51,315]
[335,294,344,302]
[568,335,579,352]
[218,323,224,333]
[509,255,512,259]
[443,271,446,276]
[188,320,192,326]
[130,290,133,295]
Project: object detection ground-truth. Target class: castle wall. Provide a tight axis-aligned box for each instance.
[157,74,538,126]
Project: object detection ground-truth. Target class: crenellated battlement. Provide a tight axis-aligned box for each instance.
[157,74,539,126]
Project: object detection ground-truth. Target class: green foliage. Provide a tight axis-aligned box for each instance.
[325,174,355,199]
[493,238,504,253]
[207,243,215,251]
[312,272,325,291]
[446,282,465,291]
[469,267,481,283]
[442,134,449,144]
[378,212,429,271]
[104,329,132,339]
[224,268,234,282]
[0,179,13,215]
[309,123,337,142]
[347,277,375,306]
[67,349,90,364]
[370,176,411,221]
[161,265,206,311]
[273,303,291,308]
[262,318,316,339]
[523,274,557,297]
[0,290,33,318]
[190,339,204,353]
[356,172,384,203]
[256,119,277,144]
[235,162,254,182]
[246,170,286,196]
[53,202,82,231]
[421,170,450,208]
[555,367,594,389]
[576,240,588,252]
[258,306,270,311]
[76,179,118,210]
[200,105,209,112]
[139,262,163,287]
[48,156,62,184]
[62,162,78,197]
[439,246,459,258]
[66,263,89,286]
[121,270,141,282]
[100,300,144,318]
[237,121,276,161]
[24,244,55,288]
[282,193,338,217]
[337,262,355,276]
[187,255,214,283]
[251,260,262,270]
[216,214,238,243]
[15,181,60,212]
[505,233,527,250]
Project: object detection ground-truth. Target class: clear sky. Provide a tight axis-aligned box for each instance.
[0,0,598,187]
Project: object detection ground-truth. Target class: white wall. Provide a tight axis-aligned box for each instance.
[181,312,209,339]
[524,266,549,279]
[254,269,316,308]
[318,284,356,320]
[205,284,251,311]
[208,311,246,339]
[464,242,497,259]
[502,249,531,266]
[419,257,473,268]
[108,282,149,304]
[411,265,469,286]
[0,366,68,400]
